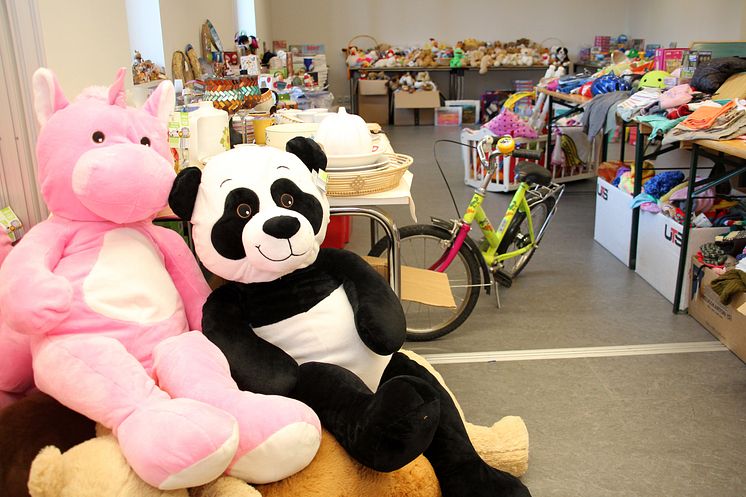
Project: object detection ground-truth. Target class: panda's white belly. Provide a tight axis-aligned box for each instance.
[253,285,391,392]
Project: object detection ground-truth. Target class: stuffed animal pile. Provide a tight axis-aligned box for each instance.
[0,68,322,491]
[168,139,532,497]
[346,38,551,70]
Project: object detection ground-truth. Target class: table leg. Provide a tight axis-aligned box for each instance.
[672,145,699,313]
[619,123,626,162]
[629,124,645,269]
[330,206,401,297]
[545,95,553,169]
[601,131,609,163]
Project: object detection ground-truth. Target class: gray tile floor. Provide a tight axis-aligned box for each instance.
[347,126,746,497]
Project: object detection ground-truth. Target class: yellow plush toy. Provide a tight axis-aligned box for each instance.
[21,350,528,497]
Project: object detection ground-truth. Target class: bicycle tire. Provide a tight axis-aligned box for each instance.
[369,224,482,341]
[497,195,555,278]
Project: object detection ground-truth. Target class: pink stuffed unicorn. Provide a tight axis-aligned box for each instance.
[0,68,321,490]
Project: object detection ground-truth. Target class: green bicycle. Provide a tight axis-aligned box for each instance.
[370,135,565,341]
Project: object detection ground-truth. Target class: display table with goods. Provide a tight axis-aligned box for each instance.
[344,37,571,114]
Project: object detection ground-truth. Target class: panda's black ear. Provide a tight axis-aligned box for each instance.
[286,136,327,172]
[168,167,202,221]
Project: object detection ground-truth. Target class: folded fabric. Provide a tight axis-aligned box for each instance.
[635,114,686,138]
[659,84,693,109]
[617,88,663,121]
[681,100,735,130]
[710,269,746,304]
[630,192,661,212]
[662,178,716,214]
[581,90,631,137]
[663,106,746,144]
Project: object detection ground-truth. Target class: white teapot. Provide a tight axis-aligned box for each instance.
[315,107,372,156]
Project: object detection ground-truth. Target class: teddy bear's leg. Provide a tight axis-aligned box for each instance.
[0,326,34,407]
[153,331,321,484]
[32,335,240,490]
[291,361,441,472]
[381,352,531,497]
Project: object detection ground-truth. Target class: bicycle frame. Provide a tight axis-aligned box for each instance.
[430,176,534,273]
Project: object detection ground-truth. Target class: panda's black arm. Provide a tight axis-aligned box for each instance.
[316,248,406,355]
[202,283,300,396]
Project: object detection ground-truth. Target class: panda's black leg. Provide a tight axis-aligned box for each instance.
[381,352,532,497]
[291,361,441,472]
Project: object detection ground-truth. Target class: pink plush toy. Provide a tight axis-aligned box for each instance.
[483,109,539,139]
[0,68,321,490]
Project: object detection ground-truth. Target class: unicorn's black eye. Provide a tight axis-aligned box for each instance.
[140,137,151,146]
[92,131,105,143]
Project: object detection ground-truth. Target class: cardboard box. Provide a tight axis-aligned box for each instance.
[593,178,633,267]
[394,108,434,126]
[357,95,389,125]
[654,48,688,73]
[689,259,746,363]
[636,211,728,310]
[362,256,456,308]
[358,79,388,96]
[393,90,440,109]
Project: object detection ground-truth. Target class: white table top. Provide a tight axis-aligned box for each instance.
[328,170,416,220]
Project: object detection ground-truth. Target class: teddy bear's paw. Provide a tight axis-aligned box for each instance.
[117,398,239,490]
[439,461,531,497]
[227,419,320,483]
[349,376,441,472]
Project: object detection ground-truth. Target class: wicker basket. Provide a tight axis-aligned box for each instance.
[326,153,412,197]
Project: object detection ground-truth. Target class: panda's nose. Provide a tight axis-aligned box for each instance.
[263,216,301,239]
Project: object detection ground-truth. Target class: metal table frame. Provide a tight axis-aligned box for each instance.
[671,143,746,312]
[329,207,401,297]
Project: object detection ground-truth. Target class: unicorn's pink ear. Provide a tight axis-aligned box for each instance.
[142,79,175,125]
[32,68,69,126]
[107,67,127,107]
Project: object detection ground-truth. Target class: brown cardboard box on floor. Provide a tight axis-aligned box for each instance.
[394,108,434,126]
[358,95,389,125]
[688,258,746,363]
[362,256,456,308]
[394,90,440,109]
[358,79,388,95]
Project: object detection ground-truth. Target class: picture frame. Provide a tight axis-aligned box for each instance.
[435,106,462,126]
[445,100,480,125]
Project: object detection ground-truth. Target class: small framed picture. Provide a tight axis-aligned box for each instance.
[445,100,480,124]
[435,106,462,126]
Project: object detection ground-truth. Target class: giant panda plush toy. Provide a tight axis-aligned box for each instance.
[169,137,531,497]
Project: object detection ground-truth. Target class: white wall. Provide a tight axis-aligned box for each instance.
[253,0,273,51]
[36,0,133,97]
[268,0,630,98]
[159,0,238,79]
[627,0,745,48]
[126,0,166,67]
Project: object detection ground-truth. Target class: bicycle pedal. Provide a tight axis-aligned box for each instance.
[492,268,513,288]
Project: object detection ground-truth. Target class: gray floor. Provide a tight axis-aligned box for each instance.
[347,126,746,497]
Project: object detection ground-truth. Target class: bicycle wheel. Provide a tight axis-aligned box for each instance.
[497,195,555,278]
[369,224,482,341]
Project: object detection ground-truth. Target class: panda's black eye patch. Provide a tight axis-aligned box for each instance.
[271,178,323,234]
[211,188,260,260]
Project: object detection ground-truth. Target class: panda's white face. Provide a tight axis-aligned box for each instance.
[191,146,330,284]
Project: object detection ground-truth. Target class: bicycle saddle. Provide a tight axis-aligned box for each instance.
[515,162,552,187]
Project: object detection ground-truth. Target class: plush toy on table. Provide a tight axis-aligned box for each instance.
[450,41,466,68]
[168,138,532,497]
[0,68,321,490]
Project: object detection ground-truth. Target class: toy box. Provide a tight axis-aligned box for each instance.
[0,206,23,242]
[654,48,688,73]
